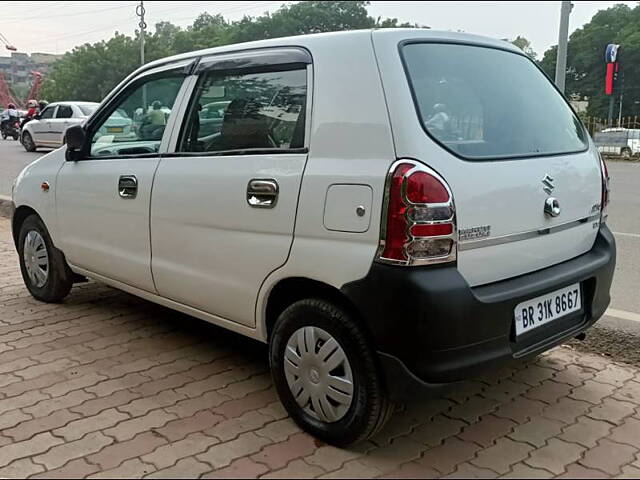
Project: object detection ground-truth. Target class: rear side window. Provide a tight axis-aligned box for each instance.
[402,43,588,160]
[56,105,73,118]
[179,68,307,153]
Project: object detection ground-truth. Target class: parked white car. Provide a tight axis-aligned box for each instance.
[11,29,615,446]
[21,101,99,152]
[594,128,640,158]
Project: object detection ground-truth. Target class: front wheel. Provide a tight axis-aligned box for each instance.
[1,130,6,140]
[18,214,73,303]
[621,148,632,159]
[22,131,36,152]
[269,299,394,446]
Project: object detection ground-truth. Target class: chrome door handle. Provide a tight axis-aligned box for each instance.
[247,179,278,208]
[118,175,138,199]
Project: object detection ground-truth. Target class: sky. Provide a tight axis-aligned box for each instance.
[0,1,636,58]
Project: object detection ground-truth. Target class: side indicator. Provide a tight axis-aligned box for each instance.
[41,181,50,192]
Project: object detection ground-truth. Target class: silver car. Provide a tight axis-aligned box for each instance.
[21,101,99,152]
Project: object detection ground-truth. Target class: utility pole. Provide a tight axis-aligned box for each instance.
[136,1,147,110]
[555,0,572,94]
[136,0,146,66]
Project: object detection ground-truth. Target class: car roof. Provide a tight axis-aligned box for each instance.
[47,101,100,107]
[135,28,522,76]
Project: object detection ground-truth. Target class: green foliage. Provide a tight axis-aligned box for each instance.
[41,1,426,102]
[511,35,537,59]
[539,3,640,118]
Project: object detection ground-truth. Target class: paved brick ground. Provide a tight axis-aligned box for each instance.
[0,215,639,479]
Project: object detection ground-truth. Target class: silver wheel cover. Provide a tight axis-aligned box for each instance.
[284,326,354,423]
[23,230,49,288]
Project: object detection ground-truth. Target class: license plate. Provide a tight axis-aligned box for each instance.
[107,127,124,133]
[514,283,581,336]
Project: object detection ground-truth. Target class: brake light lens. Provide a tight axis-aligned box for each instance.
[378,160,456,266]
[599,155,610,224]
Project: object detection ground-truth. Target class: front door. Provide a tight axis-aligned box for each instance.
[32,105,56,145]
[151,51,311,326]
[56,69,187,292]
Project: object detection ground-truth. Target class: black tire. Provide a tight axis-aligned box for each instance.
[17,214,73,303]
[269,298,394,446]
[1,130,6,140]
[12,132,19,141]
[621,148,632,159]
[22,131,36,152]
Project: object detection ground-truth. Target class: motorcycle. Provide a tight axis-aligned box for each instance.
[0,117,20,141]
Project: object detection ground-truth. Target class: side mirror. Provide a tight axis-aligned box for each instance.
[65,124,86,161]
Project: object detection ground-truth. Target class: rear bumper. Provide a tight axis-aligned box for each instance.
[342,225,616,400]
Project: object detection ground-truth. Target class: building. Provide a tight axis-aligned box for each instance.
[0,51,62,89]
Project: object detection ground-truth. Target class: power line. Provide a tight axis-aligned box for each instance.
[0,3,135,26]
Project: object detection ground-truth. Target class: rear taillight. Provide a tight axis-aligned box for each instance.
[377,160,456,266]
[599,154,610,224]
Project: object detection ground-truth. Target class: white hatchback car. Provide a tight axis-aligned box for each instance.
[21,101,99,152]
[11,29,616,445]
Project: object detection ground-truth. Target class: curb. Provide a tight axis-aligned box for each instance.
[0,195,13,219]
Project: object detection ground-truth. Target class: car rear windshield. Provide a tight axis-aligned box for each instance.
[402,43,588,160]
[78,105,98,116]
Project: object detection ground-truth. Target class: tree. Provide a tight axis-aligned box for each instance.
[511,35,537,59]
[539,3,640,118]
[40,1,427,101]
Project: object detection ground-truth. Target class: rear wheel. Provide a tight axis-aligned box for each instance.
[1,130,6,140]
[18,214,73,303]
[269,298,394,446]
[12,132,19,141]
[621,148,632,159]
[22,131,36,152]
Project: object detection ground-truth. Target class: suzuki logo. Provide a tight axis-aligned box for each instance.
[542,174,555,195]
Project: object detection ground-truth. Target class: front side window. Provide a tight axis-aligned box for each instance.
[179,67,307,153]
[56,105,73,119]
[402,43,588,160]
[89,74,184,157]
[39,106,55,119]
[78,104,98,116]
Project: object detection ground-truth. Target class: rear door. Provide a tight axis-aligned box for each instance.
[50,104,75,146]
[373,31,602,286]
[150,48,311,327]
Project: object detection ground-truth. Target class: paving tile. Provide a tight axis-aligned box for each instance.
[33,431,113,470]
[201,457,269,478]
[526,438,585,475]
[142,432,220,470]
[443,462,498,478]
[416,437,481,475]
[88,458,156,479]
[525,381,573,404]
[318,459,383,479]
[471,438,533,474]
[580,438,637,475]
[543,397,592,424]
[458,415,516,447]
[145,457,213,479]
[557,463,609,478]
[196,432,272,470]
[261,459,325,479]
[499,462,552,478]
[507,415,564,448]
[253,417,302,443]
[559,416,613,448]
[4,408,79,442]
[588,397,637,425]
[103,409,176,442]
[155,409,224,442]
[87,431,167,470]
[571,380,617,405]
[381,461,440,479]
[409,414,466,447]
[305,445,364,472]
[608,418,640,448]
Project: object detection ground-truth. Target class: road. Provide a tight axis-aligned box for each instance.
[0,139,639,360]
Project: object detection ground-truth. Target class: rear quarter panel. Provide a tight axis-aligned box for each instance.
[255,31,396,336]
